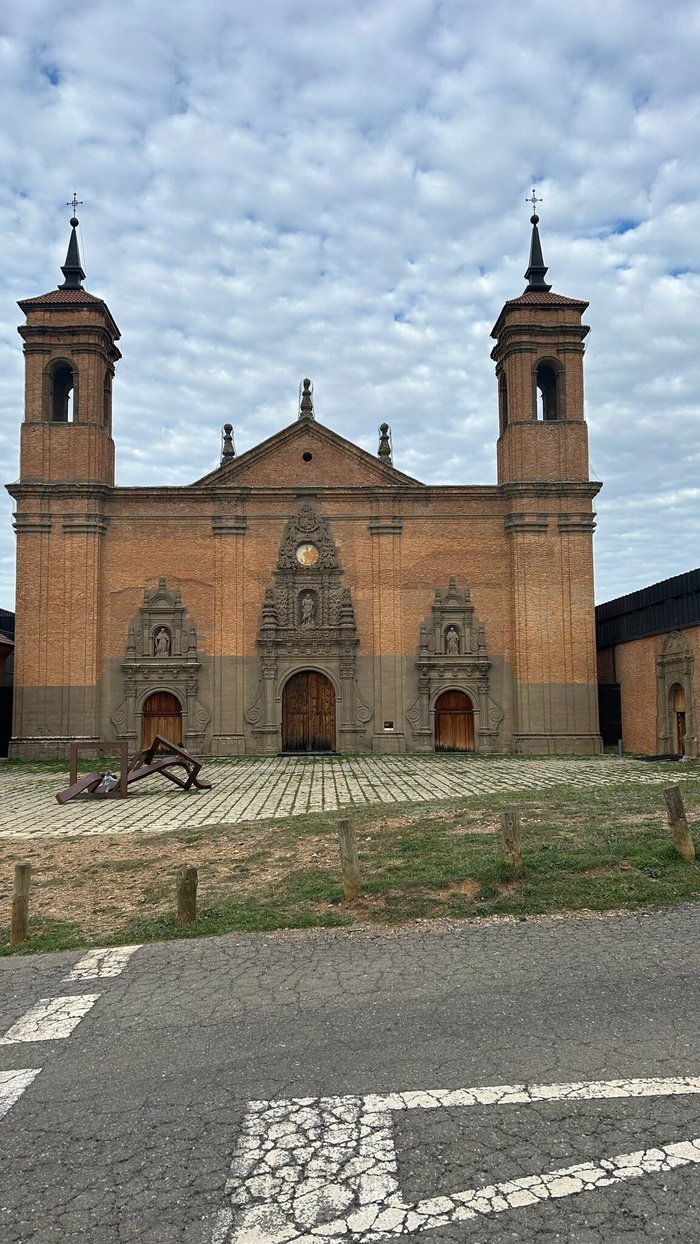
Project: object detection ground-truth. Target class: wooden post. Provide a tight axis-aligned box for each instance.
[338,818,362,902]
[663,787,696,864]
[500,810,523,872]
[11,863,31,947]
[176,865,198,925]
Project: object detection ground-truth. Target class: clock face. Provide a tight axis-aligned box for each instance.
[296,542,320,567]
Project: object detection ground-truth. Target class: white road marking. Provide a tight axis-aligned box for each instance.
[0,1068,41,1120]
[364,1074,700,1113]
[0,994,101,1044]
[63,944,141,981]
[213,1077,700,1244]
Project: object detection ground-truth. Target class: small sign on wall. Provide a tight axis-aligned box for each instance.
[383,721,394,731]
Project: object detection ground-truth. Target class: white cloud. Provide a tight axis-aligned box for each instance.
[0,0,699,606]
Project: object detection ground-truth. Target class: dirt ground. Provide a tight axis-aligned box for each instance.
[0,809,498,942]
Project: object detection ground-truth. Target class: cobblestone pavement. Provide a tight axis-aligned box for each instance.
[0,753,690,840]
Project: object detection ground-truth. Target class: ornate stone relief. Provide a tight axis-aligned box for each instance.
[656,630,697,758]
[245,500,372,745]
[111,578,210,744]
[406,577,503,751]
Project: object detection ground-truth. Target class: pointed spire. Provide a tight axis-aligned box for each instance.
[58,216,86,290]
[299,378,315,420]
[524,212,552,293]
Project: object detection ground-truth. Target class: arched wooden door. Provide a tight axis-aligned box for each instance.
[434,689,475,752]
[672,684,686,755]
[141,691,183,749]
[282,671,336,752]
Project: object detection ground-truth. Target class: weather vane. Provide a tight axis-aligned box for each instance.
[67,191,83,215]
[527,187,542,216]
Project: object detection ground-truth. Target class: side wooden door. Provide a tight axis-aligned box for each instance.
[282,671,336,752]
[434,689,475,752]
[142,691,183,749]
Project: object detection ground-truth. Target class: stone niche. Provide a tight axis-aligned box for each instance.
[245,499,372,751]
[111,578,211,747]
[407,577,503,752]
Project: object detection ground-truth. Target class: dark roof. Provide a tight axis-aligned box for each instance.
[596,568,700,648]
[0,608,15,639]
[503,290,589,308]
[18,288,106,307]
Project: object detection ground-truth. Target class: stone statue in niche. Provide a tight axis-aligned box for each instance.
[446,626,460,655]
[154,627,171,656]
[300,593,316,628]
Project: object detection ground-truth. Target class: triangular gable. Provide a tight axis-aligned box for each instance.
[194,419,423,489]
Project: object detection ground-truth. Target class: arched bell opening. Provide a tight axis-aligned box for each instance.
[434,689,475,752]
[282,670,336,753]
[535,359,563,421]
[46,360,76,423]
[498,373,509,434]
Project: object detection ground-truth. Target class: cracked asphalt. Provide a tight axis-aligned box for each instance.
[0,904,699,1242]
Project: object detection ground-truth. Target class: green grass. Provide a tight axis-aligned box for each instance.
[2,763,699,954]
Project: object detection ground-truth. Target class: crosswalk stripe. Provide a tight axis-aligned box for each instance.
[0,994,101,1044]
[63,944,141,981]
[0,1069,41,1121]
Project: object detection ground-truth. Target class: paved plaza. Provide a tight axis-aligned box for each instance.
[0,753,690,840]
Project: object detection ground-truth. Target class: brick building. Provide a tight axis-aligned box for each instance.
[597,569,699,757]
[7,213,602,758]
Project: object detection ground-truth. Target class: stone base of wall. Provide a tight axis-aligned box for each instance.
[209,734,247,757]
[9,735,101,761]
[512,733,603,756]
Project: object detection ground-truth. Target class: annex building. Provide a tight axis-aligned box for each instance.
[7,214,602,758]
[597,568,700,758]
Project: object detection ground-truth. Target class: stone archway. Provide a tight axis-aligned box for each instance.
[245,500,372,753]
[657,632,697,758]
[282,671,336,753]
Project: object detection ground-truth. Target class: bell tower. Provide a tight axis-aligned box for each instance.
[492,208,602,754]
[491,209,589,483]
[17,214,121,485]
[8,215,121,756]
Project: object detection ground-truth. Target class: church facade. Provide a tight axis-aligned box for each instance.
[7,215,602,758]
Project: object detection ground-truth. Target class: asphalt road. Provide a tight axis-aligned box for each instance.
[0,905,699,1243]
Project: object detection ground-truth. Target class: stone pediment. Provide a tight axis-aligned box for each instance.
[194,419,422,489]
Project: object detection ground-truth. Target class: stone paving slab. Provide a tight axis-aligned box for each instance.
[0,755,691,840]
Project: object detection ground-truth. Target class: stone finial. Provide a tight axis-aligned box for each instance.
[126,627,136,658]
[419,623,429,655]
[378,422,392,465]
[299,378,315,420]
[221,423,236,465]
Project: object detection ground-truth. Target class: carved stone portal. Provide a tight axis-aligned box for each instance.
[656,630,697,758]
[112,578,211,745]
[406,577,503,752]
[245,500,371,750]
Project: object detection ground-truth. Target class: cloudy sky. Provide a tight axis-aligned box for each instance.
[0,0,698,608]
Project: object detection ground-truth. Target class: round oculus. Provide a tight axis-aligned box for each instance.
[296,542,320,567]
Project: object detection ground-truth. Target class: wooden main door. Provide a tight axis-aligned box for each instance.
[282,671,336,753]
[434,689,475,752]
[141,691,183,749]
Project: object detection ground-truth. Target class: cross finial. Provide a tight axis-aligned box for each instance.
[67,191,83,217]
[527,187,542,219]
